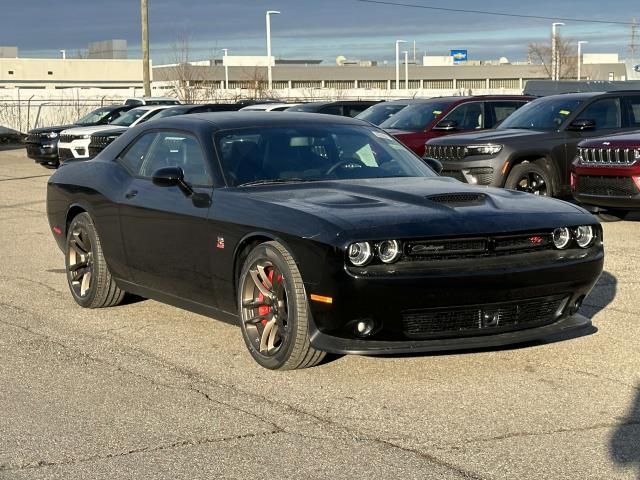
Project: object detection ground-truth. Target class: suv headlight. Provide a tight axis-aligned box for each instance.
[46,132,58,139]
[466,144,502,156]
[80,134,90,139]
[634,149,640,161]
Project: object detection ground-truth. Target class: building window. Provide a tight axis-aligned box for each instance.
[48,71,53,75]
[8,70,14,75]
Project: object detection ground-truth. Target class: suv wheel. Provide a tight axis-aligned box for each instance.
[505,162,553,196]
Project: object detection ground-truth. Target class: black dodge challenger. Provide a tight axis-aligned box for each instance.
[47,112,604,370]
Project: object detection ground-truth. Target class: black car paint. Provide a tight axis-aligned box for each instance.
[427,91,640,196]
[47,113,603,354]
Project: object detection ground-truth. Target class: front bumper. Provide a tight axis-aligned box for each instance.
[437,156,507,187]
[571,166,640,210]
[58,139,91,162]
[306,247,603,353]
[25,140,58,162]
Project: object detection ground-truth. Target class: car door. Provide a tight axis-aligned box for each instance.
[116,129,216,305]
[563,97,623,178]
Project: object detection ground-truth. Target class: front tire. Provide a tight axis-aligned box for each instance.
[65,212,125,308]
[238,241,325,370]
[505,162,554,196]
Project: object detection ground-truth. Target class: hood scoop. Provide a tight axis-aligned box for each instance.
[426,192,486,207]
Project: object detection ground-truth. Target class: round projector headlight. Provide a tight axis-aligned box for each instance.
[575,225,595,248]
[348,242,373,266]
[377,240,401,263]
[552,227,571,249]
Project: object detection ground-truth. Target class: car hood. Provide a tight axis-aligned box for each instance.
[579,131,640,148]
[60,125,123,136]
[235,176,594,244]
[427,128,548,145]
[29,124,79,134]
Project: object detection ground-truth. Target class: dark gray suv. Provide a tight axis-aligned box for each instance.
[425,91,640,196]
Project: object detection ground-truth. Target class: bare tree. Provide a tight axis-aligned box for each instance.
[528,35,578,79]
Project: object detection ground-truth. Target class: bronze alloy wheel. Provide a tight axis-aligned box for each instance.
[238,241,325,370]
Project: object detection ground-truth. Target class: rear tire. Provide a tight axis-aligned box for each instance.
[237,241,325,370]
[505,162,554,196]
[65,212,125,308]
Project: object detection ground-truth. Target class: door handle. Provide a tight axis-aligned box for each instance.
[125,190,138,199]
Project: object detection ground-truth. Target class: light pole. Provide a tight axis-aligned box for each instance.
[403,50,409,89]
[577,41,588,80]
[222,48,229,89]
[551,22,565,81]
[266,10,280,91]
[395,40,407,90]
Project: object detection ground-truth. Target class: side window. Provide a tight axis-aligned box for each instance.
[117,132,157,175]
[136,109,162,125]
[319,104,343,116]
[140,131,212,186]
[488,101,526,126]
[624,96,640,127]
[576,98,621,130]
[442,102,484,129]
[345,105,368,117]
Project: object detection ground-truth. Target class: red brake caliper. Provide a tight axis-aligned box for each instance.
[257,269,275,325]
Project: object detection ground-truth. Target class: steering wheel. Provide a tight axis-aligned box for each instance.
[325,158,366,175]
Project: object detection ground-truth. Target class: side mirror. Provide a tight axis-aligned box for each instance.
[567,119,596,131]
[152,166,183,187]
[433,119,458,131]
[423,156,443,175]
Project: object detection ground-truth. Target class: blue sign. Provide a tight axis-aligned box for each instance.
[451,49,468,64]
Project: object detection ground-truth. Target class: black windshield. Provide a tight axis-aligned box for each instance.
[498,97,584,131]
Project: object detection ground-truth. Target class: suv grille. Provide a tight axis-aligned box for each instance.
[579,147,637,165]
[425,145,467,161]
[402,294,568,338]
[403,232,553,260]
[59,134,85,143]
[576,175,639,197]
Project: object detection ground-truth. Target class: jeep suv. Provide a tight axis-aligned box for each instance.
[571,132,640,220]
[380,96,532,156]
[425,91,640,197]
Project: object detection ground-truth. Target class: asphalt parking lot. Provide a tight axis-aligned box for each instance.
[1,146,639,480]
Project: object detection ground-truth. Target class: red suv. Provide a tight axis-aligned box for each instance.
[379,95,532,156]
[571,132,640,220]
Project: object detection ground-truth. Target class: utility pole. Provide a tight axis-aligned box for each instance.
[141,0,151,97]
[395,40,406,90]
[551,22,565,81]
[577,41,588,80]
[630,18,638,60]
[403,50,409,89]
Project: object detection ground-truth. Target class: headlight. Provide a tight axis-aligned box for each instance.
[377,240,401,263]
[466,144,502,156]
[575,226,595,248]
[80,134,90,139]
[348,242,373,266]
[46,132,58,139]
[634,149,640,161]
[552,227,571,249]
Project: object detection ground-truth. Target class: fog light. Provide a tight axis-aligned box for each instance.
[355,319,375,337]
[552,227,571,249]
[570,295,585,314]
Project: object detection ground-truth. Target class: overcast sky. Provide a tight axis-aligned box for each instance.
[1,0,637,63]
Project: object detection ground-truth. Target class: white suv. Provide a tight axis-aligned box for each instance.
[57,106,171,162]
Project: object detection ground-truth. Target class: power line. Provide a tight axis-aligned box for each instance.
[355,0,636,26]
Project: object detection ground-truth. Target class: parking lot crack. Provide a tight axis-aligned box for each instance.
[0,430,281,472]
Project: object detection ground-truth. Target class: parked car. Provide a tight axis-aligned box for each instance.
[355,99,413,126]
[287,100,381,117]
[123,97,181,106]
[57,106,172,162]
[25,105,133,168]
[424,91,640,197]
[87,104,244,157]
[240,103,300,112]
[379,96,532,156]
[47,112,602,370]
[571,132,640,220]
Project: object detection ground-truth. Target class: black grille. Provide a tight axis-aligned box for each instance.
[579,147,637,165]
[576,176,639,197]
[88,135,117,157]
[58,148,75,162]
[441,170,466,182]
[425,145,467,161]
[402,294,568,338]
[427,193,486,206]
[403,232,553,260]
[59,134,75,143]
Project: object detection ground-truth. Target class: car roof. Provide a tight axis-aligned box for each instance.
[144,111,369,130]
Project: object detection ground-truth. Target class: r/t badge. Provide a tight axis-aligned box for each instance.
[216,236,225,249]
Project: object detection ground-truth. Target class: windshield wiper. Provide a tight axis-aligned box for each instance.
[237,178,310,187]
